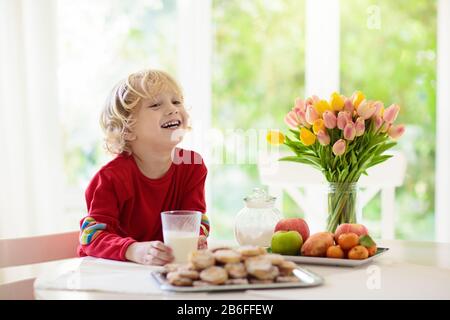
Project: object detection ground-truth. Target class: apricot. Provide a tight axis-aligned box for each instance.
[367,245,377,257]
[326,245,344,259]
[337,233,359,250]
[348,245,369,260]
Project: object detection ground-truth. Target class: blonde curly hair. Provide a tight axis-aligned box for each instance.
[100,69,183,154]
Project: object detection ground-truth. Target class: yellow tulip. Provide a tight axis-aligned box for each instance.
[330,92,345,111]
[313,100,332,116]
[313,119,325,134]
[352,91,365,108]
[266,130,285,145]
[300,127,316,146]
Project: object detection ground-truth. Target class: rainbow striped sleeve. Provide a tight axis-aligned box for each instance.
[79,217,107,245]
[200,213,210,238]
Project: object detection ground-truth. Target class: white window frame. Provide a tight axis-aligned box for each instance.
[435,0,450,243]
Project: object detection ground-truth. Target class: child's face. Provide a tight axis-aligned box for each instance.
[129,88,188,151]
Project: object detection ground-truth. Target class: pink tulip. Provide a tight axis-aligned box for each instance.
[306,105,319,125]
[383,104,400,124]
[305,95,320,106]
[323,111,337,129]
[373,116,383,131]
[294,98,306,113]
[337,111,352,130]
[344,122,356,141]
[285,100,310,128]
[311,95,320,103]
[332,139,346,156]
[388,124,405,139]
[343,98,354,114]
[373,101,384,117]
[357,100,376,120]
[297,109,309,126]
[355,117,365,137]
[317,129,331,146]
[284,112,299,129]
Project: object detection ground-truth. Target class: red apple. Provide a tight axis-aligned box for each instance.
[334,223,368,242]
[274,218,310,242]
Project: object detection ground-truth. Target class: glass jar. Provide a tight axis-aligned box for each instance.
[326,182,361,233]
[234,188,282,247]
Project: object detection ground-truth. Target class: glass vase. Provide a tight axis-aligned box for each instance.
[326,182,360,233]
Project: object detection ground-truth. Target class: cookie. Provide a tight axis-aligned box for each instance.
[245,257,277,280]
[199,266,228,285]
[162,263,182,274]
[178,269,200,280]
[278,260,297,276]
[214,249,242,264]
[265,253,285,266]
[224,262,247,279]
[166,272,193,286]
[188,250,215,270]
[236,245,267,257]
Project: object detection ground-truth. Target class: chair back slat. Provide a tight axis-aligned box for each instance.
[0,231,79,268]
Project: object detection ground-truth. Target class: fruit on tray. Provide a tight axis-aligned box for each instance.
[334,223,368,242]
[268,222,377,260]
[271,230,303,256]
[337,233,360,250]
[326,245,345,259]
[359,234,377,257]
[348,245,369,260]
[274,218,310,242]
[301,232,334,257]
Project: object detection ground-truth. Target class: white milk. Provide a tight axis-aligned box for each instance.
[164,231,199,263]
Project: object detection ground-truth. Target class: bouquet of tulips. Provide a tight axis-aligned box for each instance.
[267,91,405,232]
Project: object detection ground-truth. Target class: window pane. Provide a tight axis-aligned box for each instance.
[211,0,306,239]
[341,0,436,240]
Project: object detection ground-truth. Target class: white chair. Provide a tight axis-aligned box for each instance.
[258,151,407,239]
[0,231,79,299]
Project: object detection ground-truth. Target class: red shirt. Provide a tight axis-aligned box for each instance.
[77,148,209,261]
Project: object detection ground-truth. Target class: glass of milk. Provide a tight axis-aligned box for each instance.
[161,210,202,263]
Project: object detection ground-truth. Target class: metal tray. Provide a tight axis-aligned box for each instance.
[282,247,389,267]
[151,266,323,292]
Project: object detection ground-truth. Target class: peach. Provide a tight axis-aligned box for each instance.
[348,245,369,260]
[367,245,377,257]
[274,218,310,242]
[334,223,368,242]
[337,233,360,250]
[301,232,334,257]
[326,245,344,259]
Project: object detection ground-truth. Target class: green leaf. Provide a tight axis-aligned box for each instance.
[360,235,376,248]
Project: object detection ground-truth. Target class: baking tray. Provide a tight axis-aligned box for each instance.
[151,266,323,292]
[282,247,389,267]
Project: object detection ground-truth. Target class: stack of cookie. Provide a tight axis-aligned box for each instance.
[162,245,299,287]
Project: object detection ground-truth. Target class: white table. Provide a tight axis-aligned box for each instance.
[34,240,450,300]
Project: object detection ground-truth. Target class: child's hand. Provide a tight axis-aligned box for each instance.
[125,241,174,266]
[198,235,208,250]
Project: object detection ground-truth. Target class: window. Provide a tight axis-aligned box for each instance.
[211,0,306,239]
[340,0,437,240]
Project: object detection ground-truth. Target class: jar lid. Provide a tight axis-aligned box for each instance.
[243,188,276,208]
